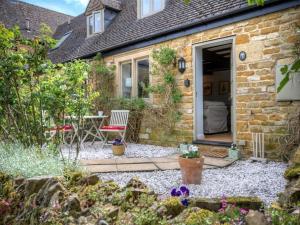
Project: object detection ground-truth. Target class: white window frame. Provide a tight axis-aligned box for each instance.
[136,57,150,99]
[120,61,133,98]
[137,0,165,19]
[86,10,104,37]
[119,57,151,100]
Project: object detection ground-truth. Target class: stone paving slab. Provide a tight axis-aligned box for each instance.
[81,159,116,165]
[204,157,235,167]
[155,162,180,170]
[115,158,152,164]
[117,163,158,172]
[150,157,178,163]
[85,164,118,173]
[81,155,236,173]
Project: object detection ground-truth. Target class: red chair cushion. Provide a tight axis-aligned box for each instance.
[49,125,73,131]
[101,126,126,130]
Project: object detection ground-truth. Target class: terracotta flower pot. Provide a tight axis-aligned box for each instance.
[112,145,125,156]
[178,156,204,184]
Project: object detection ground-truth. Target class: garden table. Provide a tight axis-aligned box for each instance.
[64,115,108,149]
[81,115,108,145]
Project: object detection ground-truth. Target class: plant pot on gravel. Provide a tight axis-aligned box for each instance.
[112,139,125,156]
[228,143,241,160]
[178,145,204,185]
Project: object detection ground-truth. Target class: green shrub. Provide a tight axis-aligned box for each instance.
[0,143,79,178]
[284,164,300,180]
[186,209,215,225]
[133,209,167,225]
[268,208,300,225]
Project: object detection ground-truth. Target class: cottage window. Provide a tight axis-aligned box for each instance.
[121,62,133,98]
[53,31,72,49]
[138,0,165,18]
[87,10,104,37]
[137,59,150,98]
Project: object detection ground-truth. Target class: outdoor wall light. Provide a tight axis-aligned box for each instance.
[178,57,186,73]
[184,79,190,88]
[239,51,247,61]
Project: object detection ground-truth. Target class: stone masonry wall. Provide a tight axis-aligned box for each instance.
[102,6,300,159]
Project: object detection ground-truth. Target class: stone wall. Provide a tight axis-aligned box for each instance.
[102,6,300,159]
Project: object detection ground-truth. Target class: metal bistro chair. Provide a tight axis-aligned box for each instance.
[99,110,130,148]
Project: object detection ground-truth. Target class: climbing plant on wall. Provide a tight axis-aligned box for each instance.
[146,47,183,132]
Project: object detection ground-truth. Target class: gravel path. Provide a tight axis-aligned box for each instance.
[99,160,287,206]
[62,143,177,160]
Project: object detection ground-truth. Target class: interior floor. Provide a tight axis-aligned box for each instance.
[201,132,233,143]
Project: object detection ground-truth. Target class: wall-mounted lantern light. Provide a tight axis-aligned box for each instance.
[184,79,190,88]
[178,57,186,73]
[239,51,247,61]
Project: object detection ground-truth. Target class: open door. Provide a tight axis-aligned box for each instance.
[194,38,235,144]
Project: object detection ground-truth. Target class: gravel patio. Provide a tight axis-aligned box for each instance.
[62,142,287,205]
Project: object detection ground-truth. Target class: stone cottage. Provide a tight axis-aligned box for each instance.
[9,0,300,159]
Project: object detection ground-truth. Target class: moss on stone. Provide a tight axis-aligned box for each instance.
[160,197,184,217]
[284,165,300,180]
[185,209,215,225]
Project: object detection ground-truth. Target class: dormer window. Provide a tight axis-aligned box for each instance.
[138,0,165,18]
[87,10,104,37]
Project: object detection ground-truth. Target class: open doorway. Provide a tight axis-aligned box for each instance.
[194,38,234,144]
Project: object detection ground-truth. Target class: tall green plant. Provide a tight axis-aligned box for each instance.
[0,25,98,156]
[146,47,183,131]
[0,24,55,146]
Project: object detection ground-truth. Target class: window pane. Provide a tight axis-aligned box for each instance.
[137,59,150,98]
[122,63,132,98]
[142,0,151,16]
[153,0,163,11]
[94,12,101,33]
[88,16,93,35]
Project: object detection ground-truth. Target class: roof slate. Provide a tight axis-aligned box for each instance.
[48,0,285,63]
[0,0,72,39]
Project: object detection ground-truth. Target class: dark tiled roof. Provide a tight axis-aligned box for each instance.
[49,0,285,63]
[0,0,72,39]
[101,0,122,11]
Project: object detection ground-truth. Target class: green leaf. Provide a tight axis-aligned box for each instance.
[280,65,289,75]
[277,73,290,93]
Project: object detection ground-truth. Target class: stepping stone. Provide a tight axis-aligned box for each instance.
[115,158,152,164]
[150,157,178,163]
[80,159,116,165]
[204,156,235,167]
[85,165,118,173]
[155,162,180,170]
[117,163,158,172]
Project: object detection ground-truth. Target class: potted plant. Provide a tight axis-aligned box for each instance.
[228,144,241,160]
[112,138,125,156]
[178,145,204,184]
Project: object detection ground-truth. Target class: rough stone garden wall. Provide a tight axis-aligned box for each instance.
[102,6,300,159]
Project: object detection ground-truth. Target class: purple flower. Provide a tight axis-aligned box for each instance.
[176,191,182,197]
[221,195,228,209]
[171,188,177,197]
[181,199,189,207]
[180,186,190,197]
[240,208,249,215]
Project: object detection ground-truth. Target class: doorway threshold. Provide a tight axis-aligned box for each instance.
[193,139,232,147]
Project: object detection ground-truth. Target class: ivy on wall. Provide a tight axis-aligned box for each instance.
[146,47,183,132]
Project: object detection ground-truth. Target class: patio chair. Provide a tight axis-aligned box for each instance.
[99,110,130,148]
[43,111,75,145]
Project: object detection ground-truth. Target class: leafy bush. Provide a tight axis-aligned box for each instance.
[133,209,167,225]
[268,208,300,225]
[0,143,79,178]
